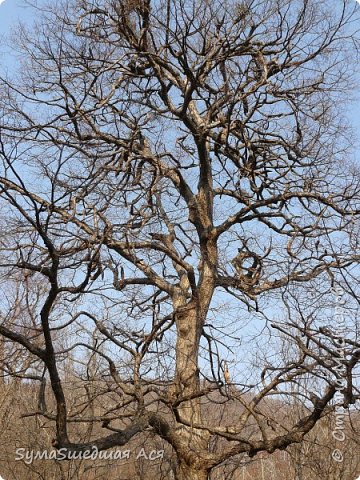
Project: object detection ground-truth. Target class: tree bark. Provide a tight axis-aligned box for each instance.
[175,461,209,480]
[171,268,215,475]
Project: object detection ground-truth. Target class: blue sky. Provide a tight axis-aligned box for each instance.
[0,0,31,34]
[0,0,359,377]
[0,0,37,67]
[1,0,359,131]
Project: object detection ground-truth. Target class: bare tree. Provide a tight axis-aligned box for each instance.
[0,0,360,478]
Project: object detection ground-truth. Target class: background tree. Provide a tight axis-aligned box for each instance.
[0,0,360,479]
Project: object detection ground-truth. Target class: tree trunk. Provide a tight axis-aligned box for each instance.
[171,244,217,478]
[175,461,209,480]
[174,301,202,418]
[171,296,212,478]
